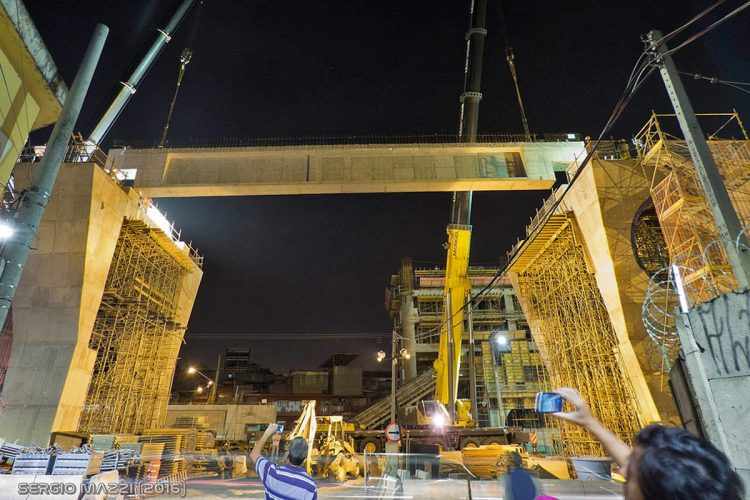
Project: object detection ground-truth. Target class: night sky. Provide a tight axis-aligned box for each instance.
[26,1,750,371]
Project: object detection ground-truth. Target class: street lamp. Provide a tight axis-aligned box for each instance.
[494,334,509,348]
[490,331,508,427]
[187,365,216,403]
[196,385,204,394]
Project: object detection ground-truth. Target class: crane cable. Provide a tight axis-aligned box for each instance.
[159,0,205,148]
[498,0,532,141]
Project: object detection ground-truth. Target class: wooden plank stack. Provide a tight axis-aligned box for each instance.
[136,442,164,481]
[140,429,194,479]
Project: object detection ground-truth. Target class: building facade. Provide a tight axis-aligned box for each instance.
[387,259,545,427]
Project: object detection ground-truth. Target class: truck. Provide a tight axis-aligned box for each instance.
[348,372,530,453]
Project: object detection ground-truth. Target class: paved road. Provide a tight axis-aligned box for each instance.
[153,477,624,499]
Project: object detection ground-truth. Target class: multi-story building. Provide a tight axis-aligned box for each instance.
[387,258,545,427]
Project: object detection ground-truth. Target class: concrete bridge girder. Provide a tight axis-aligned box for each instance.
[106,142,585,197]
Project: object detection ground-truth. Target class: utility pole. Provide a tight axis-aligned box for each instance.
[649,30,750,289]
[208,353,221,404]
[399,258,418,381]
[390,325,398,423]
[467,295,479,425]
[0,25,108,332]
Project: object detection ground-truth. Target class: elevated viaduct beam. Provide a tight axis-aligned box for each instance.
[106,142,584,198]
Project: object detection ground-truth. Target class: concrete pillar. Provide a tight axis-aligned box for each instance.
[399,258,417,382]
[0,164,202,444]
[1,165,129,444]
[399,297,417,381]
[503,292,518,331]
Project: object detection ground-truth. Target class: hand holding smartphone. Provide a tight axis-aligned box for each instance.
[535,392,563,413]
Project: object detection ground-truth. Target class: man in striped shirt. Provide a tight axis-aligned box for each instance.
[250,424,318,500]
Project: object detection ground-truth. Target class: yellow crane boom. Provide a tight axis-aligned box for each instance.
[432,0,487,423]
[433,225,472,407]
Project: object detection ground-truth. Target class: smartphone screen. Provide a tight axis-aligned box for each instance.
[276,423,284,433]
[535,392,563,413]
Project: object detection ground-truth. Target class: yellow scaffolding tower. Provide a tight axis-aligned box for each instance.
[635,112,750,305]
[511,215,642,457]
[79,219,188,434]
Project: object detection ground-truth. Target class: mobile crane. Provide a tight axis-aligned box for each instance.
[349,0,530,453]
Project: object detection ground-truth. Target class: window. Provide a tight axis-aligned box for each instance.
[524,365,542,382]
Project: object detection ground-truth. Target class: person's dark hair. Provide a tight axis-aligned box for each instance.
[634,425,744,500]
[288,436,308,466]
[509,451,522,468]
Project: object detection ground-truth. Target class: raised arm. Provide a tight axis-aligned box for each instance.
[250,423,278,465]
[552,388,632,474]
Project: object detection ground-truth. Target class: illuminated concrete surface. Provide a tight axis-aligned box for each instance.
[1,163,202,445]
[0,0,67,187]
[510,157,679,426]
[106,142,585,198]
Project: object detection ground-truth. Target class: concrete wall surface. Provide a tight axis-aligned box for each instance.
[561,158,677,424]
[1,164,132,444]
[510,158,678,426]
[677,290,750,486]
[106,142,584,197]
[166,404,277,441]
[0,0,68,187]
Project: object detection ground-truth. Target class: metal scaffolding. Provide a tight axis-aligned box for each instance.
[636,112,750,305]
[514,216,642,457]
[79,219,188,434]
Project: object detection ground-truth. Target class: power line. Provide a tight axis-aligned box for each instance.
[662,1,750,56]
[679,71,750,95]
[657,0,727,45]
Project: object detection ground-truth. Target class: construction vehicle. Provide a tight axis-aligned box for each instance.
[285,401,360,480]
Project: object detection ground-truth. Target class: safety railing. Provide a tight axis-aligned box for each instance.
[16,142,108,168]
[14,143,204,269]
[139,196,204,268]
[113,132,582,149]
